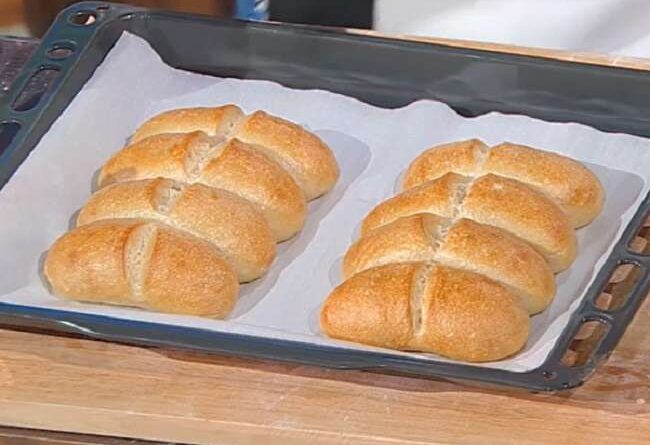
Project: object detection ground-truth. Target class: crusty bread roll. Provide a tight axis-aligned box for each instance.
[363,173,576,272]
[45,105,340,318]
[321,263,530,362]
[233,111,339,199]
[131,105,244,144]
[403,139,604,227]
[44,219,239,317]
[98,132,306,242]
[131,106,339,200]
[77,178,276,282]
[344,215,555,314]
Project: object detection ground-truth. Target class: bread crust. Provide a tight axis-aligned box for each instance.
[402,139,486,189]
[463,174,576,272]
[131,107,339,200]
[131,105,245,143]
[361,173,462,235]
[98,132,306,241]
[486,142,604,228]
[44,220,239,317]
[361,173,575,272]
[345,215,555,314]
[234,111,339,200]
[402,139,604,227]
[321,263,529,362]
[78,178,276,282]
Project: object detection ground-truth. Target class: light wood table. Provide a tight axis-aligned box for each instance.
[1,33,649,445]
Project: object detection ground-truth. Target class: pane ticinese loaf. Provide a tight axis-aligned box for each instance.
[344,214,555,314]
[131,105,339,200]
[362,172,577,272]
[44,219,239,317]
[402,139,604,228]
[77,178,276,283]
[98,132,307,242]
[45,106,340,318]
[321,263,530,362]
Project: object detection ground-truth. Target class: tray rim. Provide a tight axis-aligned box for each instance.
[1,1,649,392]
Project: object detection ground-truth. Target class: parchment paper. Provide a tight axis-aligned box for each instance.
[1,32,648,372]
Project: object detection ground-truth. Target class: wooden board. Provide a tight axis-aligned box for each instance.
[0,295,648,445]
[1,35,649,445]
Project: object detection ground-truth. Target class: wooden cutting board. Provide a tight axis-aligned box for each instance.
[0,33,649,445]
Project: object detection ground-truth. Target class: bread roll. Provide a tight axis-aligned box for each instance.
[362,172,460,235]
[131,105,244,144]
[98,132,306,241]
[77,178,276,282]
[131,106,339,200]
[233,111,339,199]
[44,219,239,317]
[320,263,530,362]
[402,139,604,227]
[344,215,555,314]
[362,173,576,272]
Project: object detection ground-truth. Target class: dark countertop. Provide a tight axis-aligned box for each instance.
[0,37,38,96]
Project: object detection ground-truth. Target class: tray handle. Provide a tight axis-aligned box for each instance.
[533,193,650,390]
[0,2,136,189]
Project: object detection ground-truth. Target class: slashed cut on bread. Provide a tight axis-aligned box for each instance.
[98,133,306,242]
[363,173,576,272]
[344,215,555,314]
[131,105,339,200]
[78,178,276,282]
[44,104,341,318]
[321,263,530,362]
[403,139,604,227]
[44,220,239,317]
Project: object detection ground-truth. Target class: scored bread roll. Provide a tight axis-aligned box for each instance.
[362,173,576,272]
[402,139,604,228]
[131,106,339,200]
[344,215,555,314]
[320,263,530,362]
[233,111,339,200]
[98,132,306,242]
[77,178,276,282]
[131,105,244,144]
[44,219,239,317]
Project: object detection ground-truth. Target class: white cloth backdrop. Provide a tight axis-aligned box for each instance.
[374,0,650,58]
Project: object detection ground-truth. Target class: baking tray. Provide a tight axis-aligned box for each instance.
[1,1,649,392]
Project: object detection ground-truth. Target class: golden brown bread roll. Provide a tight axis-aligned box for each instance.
[233,111,339,199]
[402,139,604,228]
[363,173,576,272]
[344,215,555,314]
[44,219,239,317]
[77,178,276,283]
[131,106,339,200]
[98,132,306,242]
[45,104,341,318]
[131,105,244,144]
[321,263,530,362]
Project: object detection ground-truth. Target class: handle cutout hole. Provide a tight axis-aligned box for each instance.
[47,42,75,60]
[560,320,610,367]
[69,11,97,26]
[595,263,642,311]
[628,213,650,254]
[0,121,21,157]
[541,370,557,380]
[11,67,60,112]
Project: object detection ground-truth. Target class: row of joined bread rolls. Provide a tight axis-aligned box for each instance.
[321,139,604,362]
[44,105,339,317]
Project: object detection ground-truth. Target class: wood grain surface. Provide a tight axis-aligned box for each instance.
[1,33,650,445]
[0,291,648,445]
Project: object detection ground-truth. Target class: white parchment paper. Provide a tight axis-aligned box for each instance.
[1,33,648,372]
